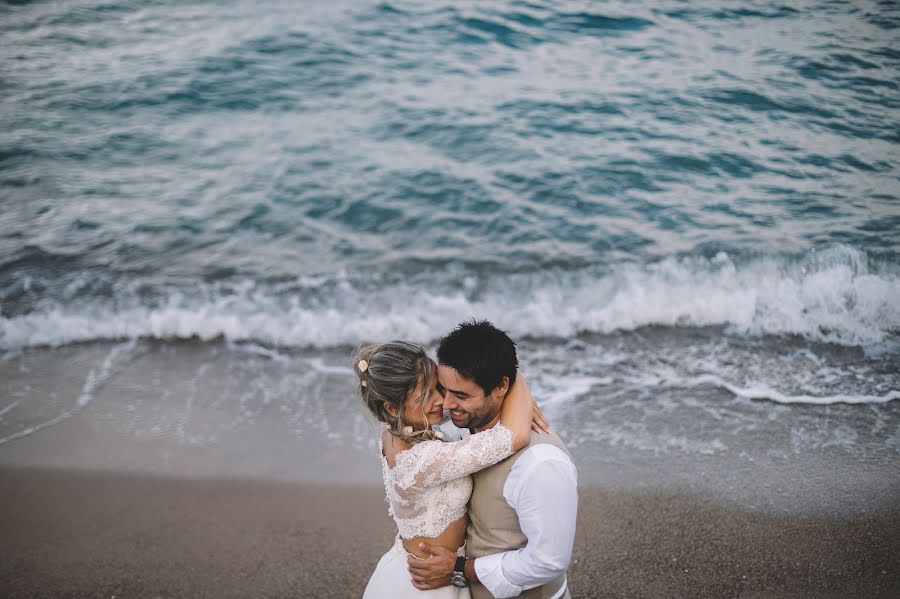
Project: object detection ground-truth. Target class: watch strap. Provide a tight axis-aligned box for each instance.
[454,556,467,575]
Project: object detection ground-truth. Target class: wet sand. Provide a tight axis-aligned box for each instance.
[1,467,897,598]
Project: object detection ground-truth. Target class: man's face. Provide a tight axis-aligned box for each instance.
[438,364,503,431]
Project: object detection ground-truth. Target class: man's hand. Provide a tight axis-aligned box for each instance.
[406,543,456,590]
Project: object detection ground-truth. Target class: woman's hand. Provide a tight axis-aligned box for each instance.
[500,371,536,450]
[531,398,551,434]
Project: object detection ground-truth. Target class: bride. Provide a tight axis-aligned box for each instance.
[354,340,544,598]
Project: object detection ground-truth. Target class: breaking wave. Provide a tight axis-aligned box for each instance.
[2,246,898,350]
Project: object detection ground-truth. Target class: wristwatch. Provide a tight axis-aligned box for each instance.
[450,556,469,588]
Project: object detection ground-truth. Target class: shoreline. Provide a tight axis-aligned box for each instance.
[3,338,898,519]
[1,467,897,598]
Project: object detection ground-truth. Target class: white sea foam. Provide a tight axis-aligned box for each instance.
[681,374,900,405]
[0,400,20,418]
[521,327,899,408]
[1,246,897,351]
[531,374,613,411]
[77,339,138,407]
[0,411,74,447]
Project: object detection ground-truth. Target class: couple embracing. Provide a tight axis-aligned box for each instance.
[355,320,578,599]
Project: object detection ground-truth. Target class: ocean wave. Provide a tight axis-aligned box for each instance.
[1,246,897,350]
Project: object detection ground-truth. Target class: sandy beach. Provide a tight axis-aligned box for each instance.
[2,467,897,599]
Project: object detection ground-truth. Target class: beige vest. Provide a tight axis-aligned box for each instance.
[466,429,573,599]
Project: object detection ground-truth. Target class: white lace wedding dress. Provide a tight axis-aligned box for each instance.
[363,423,515,598]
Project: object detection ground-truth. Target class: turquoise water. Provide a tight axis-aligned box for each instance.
[1,1,899,507]
[2,0,898,345]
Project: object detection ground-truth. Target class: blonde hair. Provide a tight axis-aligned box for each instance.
[353,341,440,445]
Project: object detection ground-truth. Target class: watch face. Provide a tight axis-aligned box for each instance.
[450,572,468,588]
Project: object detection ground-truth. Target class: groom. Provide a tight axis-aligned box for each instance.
[408,320,578,599]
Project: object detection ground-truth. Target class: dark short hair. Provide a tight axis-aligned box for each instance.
[437,319,518,395]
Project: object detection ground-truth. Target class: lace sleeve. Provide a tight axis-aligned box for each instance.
[396,424,515,490]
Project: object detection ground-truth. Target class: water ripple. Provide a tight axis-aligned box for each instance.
[1,0,898,316]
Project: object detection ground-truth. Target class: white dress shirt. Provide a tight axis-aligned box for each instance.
[472,443,579,598]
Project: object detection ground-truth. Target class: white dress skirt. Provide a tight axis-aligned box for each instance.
[363,537,471,599]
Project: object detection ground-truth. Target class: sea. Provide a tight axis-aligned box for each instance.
[1,0,898,515]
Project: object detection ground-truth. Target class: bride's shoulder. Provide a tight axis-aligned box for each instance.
[383,430,444,468]
[393,438,447,467]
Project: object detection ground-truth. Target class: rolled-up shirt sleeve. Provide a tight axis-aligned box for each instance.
[473,445,578,598]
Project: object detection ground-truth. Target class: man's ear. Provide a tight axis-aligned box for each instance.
[493,376,510,400]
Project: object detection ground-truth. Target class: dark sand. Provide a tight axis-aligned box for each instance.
[1,468,897,598]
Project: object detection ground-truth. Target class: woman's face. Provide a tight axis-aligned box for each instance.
[402,374,445,430]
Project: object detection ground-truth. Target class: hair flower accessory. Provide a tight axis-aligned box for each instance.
[402,426,413,436]
[361,380,367,387]
[357,359,368,373]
